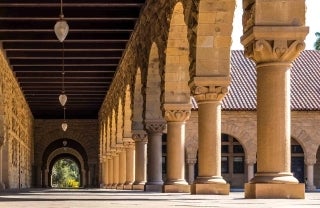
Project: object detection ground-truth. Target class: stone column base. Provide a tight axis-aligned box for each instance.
[116,184,124,190]
[191,183,230,195]
[0,182,5,190]
[123,184,133,190]
[163,184,190,193]
[245,183,305,199]
[145,184,163,192]
[132,184,145,190]
[111,184,117,189]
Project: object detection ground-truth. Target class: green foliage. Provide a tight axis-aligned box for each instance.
[314,32,320,50]
[52,158,80,188]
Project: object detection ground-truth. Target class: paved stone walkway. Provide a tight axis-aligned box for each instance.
[0,189,319,208]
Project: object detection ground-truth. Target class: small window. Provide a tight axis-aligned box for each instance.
[233,145,244,153]
[291,145,303,153]
[221,156,229,173]
[221,145,229,153]
[233,156,244,173]
[221,134,229,142]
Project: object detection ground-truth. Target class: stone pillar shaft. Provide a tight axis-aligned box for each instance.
[113,154,119,188]
[103,159,108,187]
[257,63,291,174]
[132,132,147,190]
[107,158,113,188]
[145,121,166,192]
[118,150,126,189]
[166,121,186,184]
[197,101,225,183]
[247,163,254,182]
[124,143,135,189]
[306,164,316,191]
[162,105,191,193]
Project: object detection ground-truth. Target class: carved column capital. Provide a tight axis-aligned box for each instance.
[162,104,191,122]
[144,120,166,134]
[192,85,228,102]
[132,130,148,143]
[245,39,305,64]
[241,26,308,65]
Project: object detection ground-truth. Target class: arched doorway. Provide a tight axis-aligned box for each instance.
[221,134,245,188]
[41,138,89,188]
[50,156,81,188]
[291,138,305,183]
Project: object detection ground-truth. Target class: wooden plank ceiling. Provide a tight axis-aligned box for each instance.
[0,0,145,119]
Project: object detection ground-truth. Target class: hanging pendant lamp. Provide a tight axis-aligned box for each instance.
[54,0,69,42]
[61,107,68,132]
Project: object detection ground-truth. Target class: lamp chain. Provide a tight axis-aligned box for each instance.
[60,0,64,17]
[62,42,65,94]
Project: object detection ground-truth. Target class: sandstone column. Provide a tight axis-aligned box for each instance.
[305,158,316,191]
[241,13,308,198]
[187,158,196,184]
[190,85,230,194]
[132,131,147,190]
[107,156,113,189]
[162,104,191,193]
[0,145,4,189]
[103,158,108,188]
[247,163,255,182]
[117,149,126,190]
[124,141,135,190]
[112,153,119,189]
[145,121,166,192]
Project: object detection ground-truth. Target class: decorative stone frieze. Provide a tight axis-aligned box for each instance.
[132,131,148,143]
[244,39,306,64]
[241,27,309,65]
[162,104,191,122]
[192,85,228,102]
[145,121,166,133]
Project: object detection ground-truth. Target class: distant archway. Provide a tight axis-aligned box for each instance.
[50,156,81,188]
[41,138,89,188]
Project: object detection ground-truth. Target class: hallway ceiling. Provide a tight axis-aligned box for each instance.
[0,0,145,119]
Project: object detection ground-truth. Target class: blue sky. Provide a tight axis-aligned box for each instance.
[231,0,319,50]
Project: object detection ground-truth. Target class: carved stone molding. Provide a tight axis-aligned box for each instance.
[241,26,309,65]
[244,39,305,64]
[132,131,148,143]
[145,121,166,134]
[192,85,228,102]
[242,1,255,33]
[162,104,191,122]
[305,155,317,166]
[164,109,191,122]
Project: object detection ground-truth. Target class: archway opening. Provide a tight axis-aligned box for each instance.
[51,158,80,188]
[291,137,304,183]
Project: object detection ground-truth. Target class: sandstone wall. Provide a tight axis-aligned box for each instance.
[0,50,34,189]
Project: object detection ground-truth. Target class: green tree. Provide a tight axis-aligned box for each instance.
[314,32,320,50]
[52,158,80,188]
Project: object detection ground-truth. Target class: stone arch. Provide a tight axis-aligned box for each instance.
[41,138,89,188]
[123,85,132,138]
[111,109,116,148]
[221,123,256,164]
[291,127,317,164]
[48,151,83,187]
[163,2,190,104]
[117,98,124,144]
[145,42,162,121]
[132,68,144,131]
[191,0,236,79]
